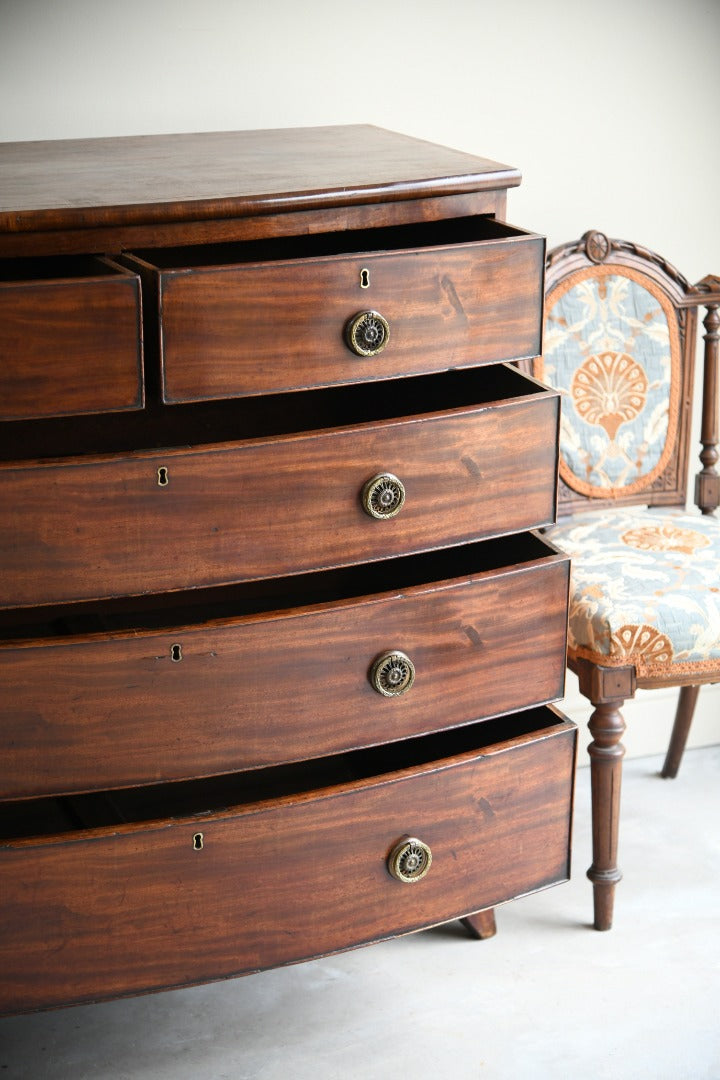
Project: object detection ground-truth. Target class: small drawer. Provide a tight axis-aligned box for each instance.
[0,533,569,798]
[0,255,143,420]
[0,706,576,1015]
[0,365,559,608]
[125,217,544,402]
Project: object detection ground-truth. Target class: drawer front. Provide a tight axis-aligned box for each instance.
[0,259,143,420]
[0,539,569,797]
[0,390,559,608]
[154,227,544,402]
[0,710,576,1014]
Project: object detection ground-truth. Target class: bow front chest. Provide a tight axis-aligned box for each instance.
[0,126,575,1014]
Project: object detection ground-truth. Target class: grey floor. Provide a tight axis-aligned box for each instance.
[1,746,719,1080]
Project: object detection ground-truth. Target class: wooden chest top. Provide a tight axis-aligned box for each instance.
[0,125,520,237]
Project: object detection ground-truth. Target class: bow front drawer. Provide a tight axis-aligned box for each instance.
[0,366,559,608]
[125,217,544,402]
[0,256,143,421]
[0,707,576,1015]
[0,533,569,798]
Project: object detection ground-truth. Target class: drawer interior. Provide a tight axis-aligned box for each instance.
[0,706,570,843]
[0,253,132,284]
[127,216,531,269]
[0,530,559,641]
[0,361,551,463]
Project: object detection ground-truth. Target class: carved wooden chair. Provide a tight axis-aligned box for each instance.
[534,231,720,930]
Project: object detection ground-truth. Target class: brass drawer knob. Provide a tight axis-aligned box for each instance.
[362,473,405,519]
[345,310,390,356]
[370,651,415,697]
[388,837,432,883]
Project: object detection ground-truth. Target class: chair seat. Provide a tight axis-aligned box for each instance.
[548,507,720,678]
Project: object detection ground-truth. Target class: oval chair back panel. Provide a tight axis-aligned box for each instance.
[537,232,697,516]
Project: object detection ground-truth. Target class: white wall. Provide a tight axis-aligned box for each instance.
[2,0,719,758]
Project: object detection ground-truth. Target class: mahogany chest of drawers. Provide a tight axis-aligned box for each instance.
[0,126,575,1014]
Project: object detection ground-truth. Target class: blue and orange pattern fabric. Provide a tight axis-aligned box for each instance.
[549,507,720,677]
[539,267,681,498]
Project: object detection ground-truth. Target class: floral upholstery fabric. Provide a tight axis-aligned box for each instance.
[548,507,720,677]
[539,267,680,499]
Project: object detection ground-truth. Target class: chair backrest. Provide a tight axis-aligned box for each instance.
[535,230,699,517]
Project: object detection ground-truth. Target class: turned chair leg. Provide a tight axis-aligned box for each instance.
[587,701,626,931]
[460,909,497,939]
[661,685,700,779]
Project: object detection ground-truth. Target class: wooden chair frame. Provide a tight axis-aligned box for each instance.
[539,232,720,930]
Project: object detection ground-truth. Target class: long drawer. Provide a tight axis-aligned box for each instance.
[0,366,559,607]
[0,706,576,1015]
[0,533,569,798]
[0,255,143,420]
[126,216,544,402]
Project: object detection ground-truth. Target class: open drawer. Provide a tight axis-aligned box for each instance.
[124,216,544,402]
[0,532,569,798]
[0,706,576,1015]
[0,365,559,607]
[0,255,143,420]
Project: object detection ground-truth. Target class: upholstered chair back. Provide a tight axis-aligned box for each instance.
[536,230,698,517]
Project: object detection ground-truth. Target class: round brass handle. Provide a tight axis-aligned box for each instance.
[362,473,405,519]
[388,837,432,883]
[370,651,415,697]
[345,310,390,356]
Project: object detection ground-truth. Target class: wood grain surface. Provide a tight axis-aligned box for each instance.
[0,260,142,420]
[0,385,559,608]
[0,126,519,235]
[0,539,569,797]
[149,222,543,401]
[0,711,575,1015]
